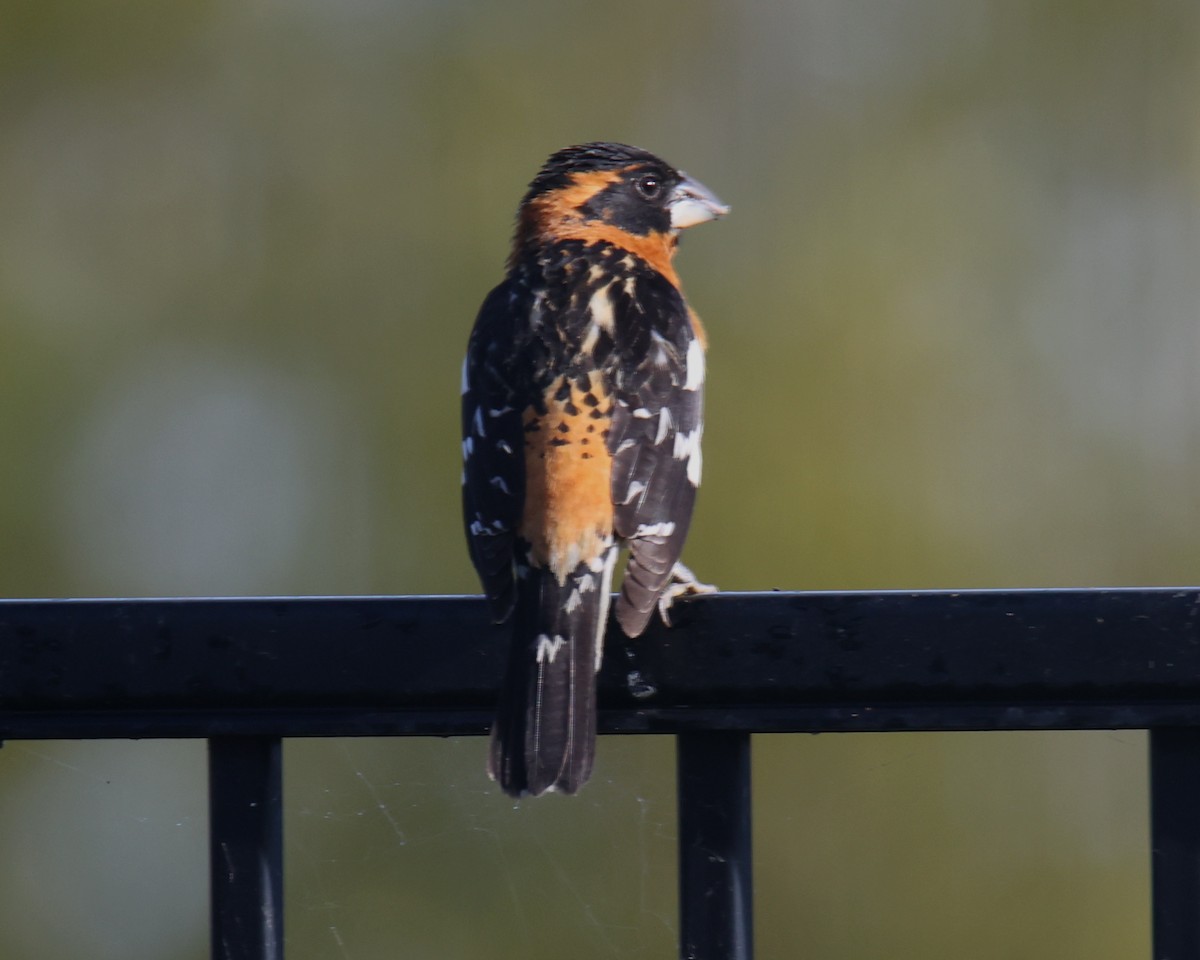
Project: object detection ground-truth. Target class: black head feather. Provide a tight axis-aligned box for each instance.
[522,142,678,205]
[519,142,684,239]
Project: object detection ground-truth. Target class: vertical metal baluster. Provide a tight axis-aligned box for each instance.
[1151,728,1200,960]
[209,737,284,960]
[677,731,753,960]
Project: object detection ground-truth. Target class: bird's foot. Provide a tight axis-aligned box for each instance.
[657,562,718,627]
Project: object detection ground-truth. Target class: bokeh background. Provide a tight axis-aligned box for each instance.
[1,0,1197,957]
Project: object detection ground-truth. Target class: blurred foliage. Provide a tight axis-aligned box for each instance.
[0,0,1196,956]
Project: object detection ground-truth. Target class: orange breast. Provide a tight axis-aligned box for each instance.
[518,372,614,580]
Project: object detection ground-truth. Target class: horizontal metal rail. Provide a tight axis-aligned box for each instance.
[1,589,1199,738]
[2,588,1199,960]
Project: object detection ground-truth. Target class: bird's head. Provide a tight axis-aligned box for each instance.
[511,142,728,277]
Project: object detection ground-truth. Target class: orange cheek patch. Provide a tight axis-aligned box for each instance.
[535,170,623,221]
[514,170,622,261]
[518,372,614,580]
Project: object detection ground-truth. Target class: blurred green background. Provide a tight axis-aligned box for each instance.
[0,0,1196,957]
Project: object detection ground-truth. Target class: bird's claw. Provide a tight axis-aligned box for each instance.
[657,562,718,627]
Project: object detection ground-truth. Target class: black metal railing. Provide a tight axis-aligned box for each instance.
[2,588,1200,960]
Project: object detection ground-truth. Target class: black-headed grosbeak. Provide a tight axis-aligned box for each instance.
[462,142,727,796]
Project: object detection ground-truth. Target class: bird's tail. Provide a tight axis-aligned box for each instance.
[488,547,616,796]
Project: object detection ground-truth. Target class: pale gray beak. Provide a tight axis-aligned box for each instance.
[668,173,730,230]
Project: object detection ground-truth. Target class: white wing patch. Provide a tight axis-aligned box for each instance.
[581,322,601,354]
[684,337,705,391]
[595,548,617,671]
[634,521,676,539]
[469,517,507,536]
[582,284,616,354]
[460,357,470,395]
[535,633,567,664]
[650,330,674,369]
[587,284,616,333]
[673,426,704,486]
[655,407,673,445]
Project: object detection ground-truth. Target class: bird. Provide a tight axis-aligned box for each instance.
[461,142,728,796]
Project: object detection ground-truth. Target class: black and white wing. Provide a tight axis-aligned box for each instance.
[606,273,706,637]
[461,281,526,622]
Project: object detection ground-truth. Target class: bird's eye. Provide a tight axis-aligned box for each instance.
[635,175,661,200]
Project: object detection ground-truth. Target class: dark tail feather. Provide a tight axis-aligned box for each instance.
[488,550,614,796]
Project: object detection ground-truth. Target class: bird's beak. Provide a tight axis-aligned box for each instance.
[668,174,730,230]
